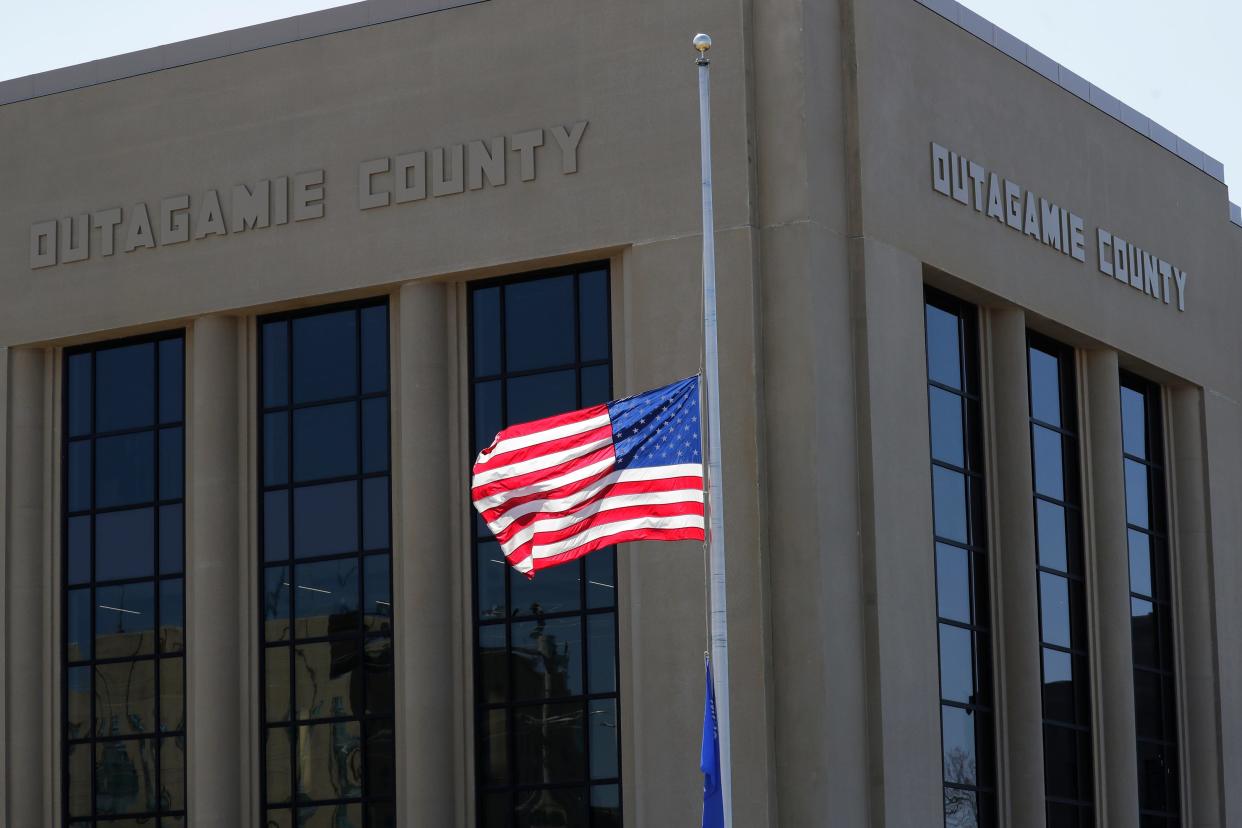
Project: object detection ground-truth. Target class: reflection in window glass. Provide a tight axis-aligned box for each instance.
[62,331,185,824]
[924,289,996,827]
[1120,374,1179,824]
[470,265,621,827]
[260,301,393,824]
[1027,336,1094,822]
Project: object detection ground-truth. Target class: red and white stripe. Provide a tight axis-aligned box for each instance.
[472,404,705,576]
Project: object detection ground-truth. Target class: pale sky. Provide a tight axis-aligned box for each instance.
[2,0,1238,200]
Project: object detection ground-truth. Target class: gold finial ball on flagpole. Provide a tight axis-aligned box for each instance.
[693,33,712,53]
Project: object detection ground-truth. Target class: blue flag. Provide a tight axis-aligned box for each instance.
[701,655,725,828]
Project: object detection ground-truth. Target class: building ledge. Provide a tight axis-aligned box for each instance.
[0,0,485,106]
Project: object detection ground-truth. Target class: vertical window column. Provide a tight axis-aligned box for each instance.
[469,266,622,828]
[258,302,395,828]
[62,333,187,826]
[924,290,997,827]
[1028,337,1094,825]
[1120,375,1180,826]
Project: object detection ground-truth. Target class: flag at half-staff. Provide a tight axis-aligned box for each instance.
[471,375,705,577]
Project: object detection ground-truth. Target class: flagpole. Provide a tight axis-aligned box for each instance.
[693,32,733,828]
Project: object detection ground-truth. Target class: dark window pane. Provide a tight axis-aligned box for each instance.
[265,646,292,723]
[158,427,183,501]
[579,269,610,362]
[262,321,289,408]
[505,275,575,372]
[939,623,975,704]
[68,353,93,437]
[294,639,359,720]
[1028,347,1061,427]
[95,431,154,509]
[67,587,92,661]
[925,304,961,389]
[479,708,510,786]
[1131,599,1158,669]
[365,641,394,717]
[932,466,968,544]
[292,311,357,404]
[1039,572,1071,649]
[513,701,585,784]
[67,743,91,817]
[1125,459,1150,529]
[95,658,156,736]
[1032,425,1064,500]
[95,738,156,815]
[364,718,395,796]
[158,338,184,424]
[96,507,155,581]
[360,304,389,394]
[589,699,619,780]
[591,784,621,828]
[478,624,508,704]
[293,481,358,558]
[293,558,360,637]
[1042,648,1074,724]
[364,554,392,633]
[263,566,292,643]
[512,616,583,701]
[477,542,507,621]
[474,380,503,456]
[1043,724,1079,800]
[95,582,155,659]
[1121,386,1146,458]
[929,387,965,467]
[96,342,155,432]
[586,548,616,608]
[265,726,294,804]
[160,579,184,654]
[67,665,91,739]
[506,369,577,425]
[588,614,618,695]
[582,364,611,408]
[362,397,389,473]
[511,559,580,617]
[1128,529,1152,597]
[68,515,91,584]
[515,787,587,828]
[160,734,186,810]
[293,402,358,482]
[363,476,390,551]
[1036,500,1068,572]
[941,705,976,786]
[1137,740,1172,813]
[159,504,183,575]
[296,720,362,800]
[472,287,501,378]
[936,543,971,624]
[264,490,290,561]
[1134,669,1163,740]
[68,440,91,512]
[264,412,289,486]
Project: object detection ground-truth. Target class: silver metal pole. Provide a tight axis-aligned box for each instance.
[693,32,733,828]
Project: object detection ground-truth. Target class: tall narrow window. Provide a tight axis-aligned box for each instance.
[62,332,186,826]
[1028,336,1093,825]
[924,289,996,828]
[1120,374,1180,825]
[259,301,395,828]
[469,265,622,828]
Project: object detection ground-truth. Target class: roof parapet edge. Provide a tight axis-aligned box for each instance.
[912,0,1226,188]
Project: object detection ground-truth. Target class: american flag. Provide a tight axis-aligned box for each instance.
[472,375,706,577]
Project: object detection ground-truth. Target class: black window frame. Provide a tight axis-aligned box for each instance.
[924,287,997,827]
[1027,332,1095,824]
[1119,371,1181,824]
[60,329,187,826]
[256,297,396,827]
[468,263,624,828]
